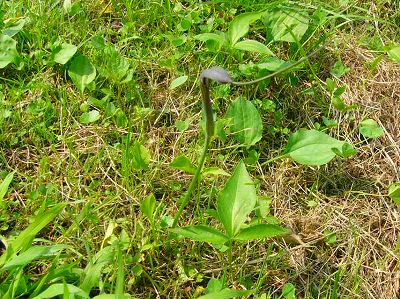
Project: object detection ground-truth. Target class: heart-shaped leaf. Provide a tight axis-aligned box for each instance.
[68,55,96,92]
[171,225,228,244]
[217,161,257,238]
[284,129,346,165]
[226,97,263,146]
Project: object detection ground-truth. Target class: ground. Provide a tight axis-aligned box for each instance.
[0,1,399,298]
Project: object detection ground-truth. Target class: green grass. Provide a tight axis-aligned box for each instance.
[0,0,400,298]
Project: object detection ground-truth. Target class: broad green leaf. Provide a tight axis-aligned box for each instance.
[0,172,14,208]
[233,39,274,55]
[217,161,257,238]
[68,55,96,92]
[282,283,296,299]
[0,34,18,68]
[52,43,77,64]
[2,245,68,271]
[198,288,253,299]
[205,278,223,293]
[388,46,400,64]
[131,141,151,170]
[171,225,228,244]
[170,155,196,174]
[80,246,115,293]
[80,110,100,124]
[264,9,309,43]
[330,60,350,78]
[3,18,26,37]
[0,204,65,266]
[175,118,191,132]
[284,129,345,165]
[359,119,384,139]
[226,97,263,146]
[202,167,230,177]
[98,46,130,83]
[140,194,156,224]
[194,33,226,47]
[331,96,357,112]
[31,284,89,299]
[388,183,400,205]
[258,57,292,71]
[228,12,264,45]
[234,224,289,241]
[170,75,188,90]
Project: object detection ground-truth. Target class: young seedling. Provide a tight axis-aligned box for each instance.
[172,67,232,228]
[172,45,347,227]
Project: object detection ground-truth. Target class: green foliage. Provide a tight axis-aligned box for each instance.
[80,110,100,124]
[284,129,354,165]
[387,45,400,63]
[0,34,18,68]
[0,172,13,209]
[388,183,400,205]
[51,42,77,65]
[264,8,309,42]
[170,155,196,174]
[359,119,384,139]
[226,97,263,147]
[172,161,288,244]
[68,55,96,92]
[170,75,188,90]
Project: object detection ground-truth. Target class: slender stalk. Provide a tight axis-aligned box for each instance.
[172,134,210,228]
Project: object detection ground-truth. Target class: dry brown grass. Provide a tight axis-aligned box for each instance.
[257,38,400,298]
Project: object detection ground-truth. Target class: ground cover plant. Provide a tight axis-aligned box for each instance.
[0,0,400,298]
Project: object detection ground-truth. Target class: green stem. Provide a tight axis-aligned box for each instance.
[172,134,210,228]
[260,154,287,167]
[232,46,324,86]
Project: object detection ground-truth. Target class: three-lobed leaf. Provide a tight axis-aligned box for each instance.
[217,161,257,238]
[284,129,348,165]
[226,97,263,146]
